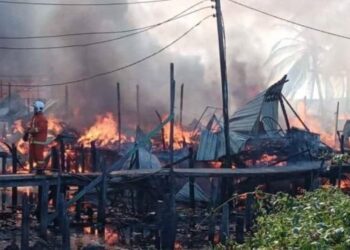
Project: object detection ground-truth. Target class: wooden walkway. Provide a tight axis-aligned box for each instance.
[0,161,326,187]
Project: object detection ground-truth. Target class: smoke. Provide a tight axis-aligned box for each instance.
[1,0,350,133]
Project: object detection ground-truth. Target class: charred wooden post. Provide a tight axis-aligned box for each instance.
[235,214,245,244]
[189,148,195,213]
[1,152,7,210]
[279,96,290,131]
[21,194,30,250]
[11,144,18,211]
[220,203,229,244]
[66,155,71,173]
[335,101,339,146]
[58,193,70,249]
[155,110,166,150]
[180,83,184,130]
[51,146,59,207]
[208,178,216,243]
[160,171,177,249]
[80,144,85,173]
[91,141,97,172]
[305,171,314,191]
[1,152,7,174]
[39,181,49,240]
[59,139,65,172]
[97,173,107,236]
[117,82,122,151]
[169,63,175,163]
[245,193,254,232]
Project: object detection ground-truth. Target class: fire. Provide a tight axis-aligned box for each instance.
[245,154,286,167]
[210,161,221,168]
[162,116,194,149]
[340,174,350,191]
[290,102,335,147]
[78,113,126,147]
[47,116,64,135]
[12,120,25,134]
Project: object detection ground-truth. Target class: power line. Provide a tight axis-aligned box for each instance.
[227,0,350,40]
[0,5,211,50]
[0,0,207,40]
[9,15,214,88]
[0,0,172,6]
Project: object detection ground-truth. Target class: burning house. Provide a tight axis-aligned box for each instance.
[196,75,333,167]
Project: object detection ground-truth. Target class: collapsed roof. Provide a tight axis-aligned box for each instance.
[197,75,289,161]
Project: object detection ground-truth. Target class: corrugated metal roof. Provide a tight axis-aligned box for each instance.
[196,75,288,161]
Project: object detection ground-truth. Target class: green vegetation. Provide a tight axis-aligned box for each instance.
[220,188,350,249]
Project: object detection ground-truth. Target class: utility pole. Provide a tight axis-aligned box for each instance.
[215,0,231,244]
[215,0,231,169]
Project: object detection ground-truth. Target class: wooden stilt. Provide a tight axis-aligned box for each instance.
[21,194,30,250]
[39,181,49,240]
[235,214,244,244]
[97,173,107,236]
[91,141,97,172]
[11,144,18,211]
[245,193,254,232]
[58,193,70,249]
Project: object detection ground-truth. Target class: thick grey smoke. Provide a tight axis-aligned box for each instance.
[1,0,350,133]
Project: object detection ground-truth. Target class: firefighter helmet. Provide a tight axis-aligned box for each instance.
[33,100,45,112]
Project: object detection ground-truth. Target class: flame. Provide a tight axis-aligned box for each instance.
[210,161,221,169]
[290,102,335,147]
[245,154,286,167]
[12,120,25,134]
[78,112,126,147]
[47,116,64,135]
[105,227,119,245]
[340,174,350,191]
[162,115,193,149]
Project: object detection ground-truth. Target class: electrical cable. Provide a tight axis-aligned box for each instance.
[0,0,172,6]
[9,14,214,88]
[0,3,212,49]
[227,0,350,40]
[0,0,209,40]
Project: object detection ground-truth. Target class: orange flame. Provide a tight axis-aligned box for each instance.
[245,154,286,167]
[162,116,193,149]
[78,112,126,147]
[290,102,335,147]
[47,116,64,135]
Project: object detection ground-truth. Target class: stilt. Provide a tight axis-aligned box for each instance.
[245,193,254,232]
[21,194,30,250]
[91,141,97,172]
[58,193,70,249]
[11,144,17,211]
[235,214,244,244]
[97,173,107,236]
[39,181,49,240]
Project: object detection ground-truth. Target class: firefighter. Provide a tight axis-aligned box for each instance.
[24,100,48,173]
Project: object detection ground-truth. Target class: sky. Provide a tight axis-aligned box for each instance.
[0,0,349,128]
